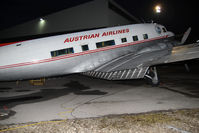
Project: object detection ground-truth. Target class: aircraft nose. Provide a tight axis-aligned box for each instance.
[167,31,175,37]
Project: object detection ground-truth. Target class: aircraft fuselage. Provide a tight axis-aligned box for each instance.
[0,23,174,81]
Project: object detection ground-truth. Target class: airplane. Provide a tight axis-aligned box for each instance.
[0,23,199,85]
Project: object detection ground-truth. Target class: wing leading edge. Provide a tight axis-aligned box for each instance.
[163,43,199,63]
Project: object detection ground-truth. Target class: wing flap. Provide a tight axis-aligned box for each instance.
[83,67,149,80]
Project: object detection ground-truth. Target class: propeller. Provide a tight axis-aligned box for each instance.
[180,27,192,72]
[181,27,191,44]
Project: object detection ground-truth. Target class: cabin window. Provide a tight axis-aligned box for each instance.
[51,47,74,57]
[81,45,89,51]
[143,34,148,39]
[132,35,138,41]
[96,40,115,48]
[121,38,127,43]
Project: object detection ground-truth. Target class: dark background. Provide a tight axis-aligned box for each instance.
[0,0,198,42]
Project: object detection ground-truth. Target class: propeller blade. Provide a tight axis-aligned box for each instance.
[181,27,191,44]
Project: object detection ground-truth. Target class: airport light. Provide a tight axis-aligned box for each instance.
[40,18,45,22]
[39,18,46,25]
[39,18,45,24]
[155,5,161,13]
[39,18,46,31]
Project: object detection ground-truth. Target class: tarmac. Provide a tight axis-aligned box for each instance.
[0,62,199,125]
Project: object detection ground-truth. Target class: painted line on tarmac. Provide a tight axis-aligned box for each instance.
[0,108,74,132]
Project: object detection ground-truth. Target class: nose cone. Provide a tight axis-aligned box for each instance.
[167,31,175,37]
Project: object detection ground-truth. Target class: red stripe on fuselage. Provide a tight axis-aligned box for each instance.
[0,41,25,47]
[0,36,168,69]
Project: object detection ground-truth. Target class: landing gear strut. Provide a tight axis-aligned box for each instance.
[145,67,159,86]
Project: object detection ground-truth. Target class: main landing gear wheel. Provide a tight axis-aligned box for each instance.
[145,67,159,86]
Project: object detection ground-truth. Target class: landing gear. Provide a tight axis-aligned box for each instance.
[145,67,159,86]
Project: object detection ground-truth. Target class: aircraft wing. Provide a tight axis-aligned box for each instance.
[83,43,199,80]
[162,43,199,63]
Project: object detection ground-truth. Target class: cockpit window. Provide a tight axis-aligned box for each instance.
[155,26,161,34]
[162,27,167,32]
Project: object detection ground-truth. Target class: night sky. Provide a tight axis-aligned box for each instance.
[0,0,198,42]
